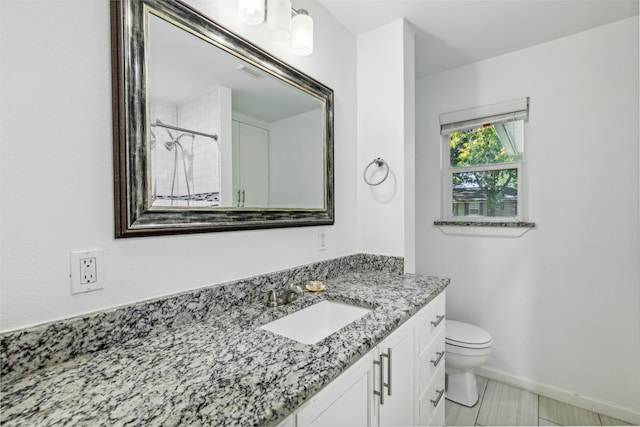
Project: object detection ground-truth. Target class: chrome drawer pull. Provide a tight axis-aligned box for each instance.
[381,348,392,396]
[373,358,384,405]
[431,314,445,327]
[430,351,445,367]
[430,389,445,407]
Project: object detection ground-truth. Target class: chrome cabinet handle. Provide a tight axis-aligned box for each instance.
[381,348,392,396]
[241,190,245,207]
[236,190,241,207]
[431,351,445,367]
[431,389,445,407]
[431,314,445,327]
[373,358,384,405]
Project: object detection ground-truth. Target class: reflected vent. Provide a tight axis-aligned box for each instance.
[236,64,265,79]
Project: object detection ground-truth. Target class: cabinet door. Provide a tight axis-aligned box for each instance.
[375,318,417,427]
[296,353,373,426]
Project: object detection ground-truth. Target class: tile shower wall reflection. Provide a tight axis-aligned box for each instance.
[150,87,222,207]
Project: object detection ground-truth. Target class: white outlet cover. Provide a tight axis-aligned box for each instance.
[70,249,104,294]
[318,230,327,251]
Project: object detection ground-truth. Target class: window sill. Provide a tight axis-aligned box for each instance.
[433,221,535,237]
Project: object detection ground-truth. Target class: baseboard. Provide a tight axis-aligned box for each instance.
[475,366,640,426]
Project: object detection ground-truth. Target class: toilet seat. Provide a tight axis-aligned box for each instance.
[446,320,492,349]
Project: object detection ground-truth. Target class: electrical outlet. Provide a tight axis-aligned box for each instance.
[71,250,104,294]
[318,230,327,252]
[80,258,97,284]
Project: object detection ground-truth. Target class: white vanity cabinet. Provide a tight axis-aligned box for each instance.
[289,292,446,427]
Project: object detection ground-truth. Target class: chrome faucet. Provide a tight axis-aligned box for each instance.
[266,283,303,307]
[283,283,303,303]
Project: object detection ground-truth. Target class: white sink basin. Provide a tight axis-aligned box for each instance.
[260,300,372,345]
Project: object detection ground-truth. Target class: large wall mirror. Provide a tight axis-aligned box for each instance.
[111,0,334,237]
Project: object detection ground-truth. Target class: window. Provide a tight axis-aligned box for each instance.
[440,98,528,222]
[468,202,480,216]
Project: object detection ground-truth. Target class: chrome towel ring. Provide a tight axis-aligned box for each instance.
[363,157,389,186]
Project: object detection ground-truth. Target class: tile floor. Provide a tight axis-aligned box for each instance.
[445,377,635,426]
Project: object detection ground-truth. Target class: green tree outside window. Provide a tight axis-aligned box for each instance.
[450,125,518,217]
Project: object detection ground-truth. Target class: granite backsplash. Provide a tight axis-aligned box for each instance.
[1,254,403,382]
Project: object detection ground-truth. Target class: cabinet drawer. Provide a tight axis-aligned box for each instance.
[427,395,445,427]
[418,292,446,353]
[418,328,445,396]
[418,364,445,426]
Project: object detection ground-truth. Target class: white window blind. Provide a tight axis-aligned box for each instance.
[440,97,529,135]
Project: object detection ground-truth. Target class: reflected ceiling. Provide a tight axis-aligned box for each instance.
[149,13,320,123]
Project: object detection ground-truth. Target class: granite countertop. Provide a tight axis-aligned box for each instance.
[1,272,448,426]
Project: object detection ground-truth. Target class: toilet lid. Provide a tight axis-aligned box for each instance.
[446,320,492,348]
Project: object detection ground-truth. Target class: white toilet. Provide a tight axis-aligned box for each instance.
[445,320,493,407]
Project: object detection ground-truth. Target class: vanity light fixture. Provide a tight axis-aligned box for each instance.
[237,0,314,56]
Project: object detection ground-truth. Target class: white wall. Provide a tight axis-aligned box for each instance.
[416,17,640,418]
[0,0,358,331]
[269,109,324,208]
[357,19,414,260]
[402,22,416,274]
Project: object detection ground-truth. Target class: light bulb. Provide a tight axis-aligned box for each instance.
[267,0,291,41]
[291,10,313,56]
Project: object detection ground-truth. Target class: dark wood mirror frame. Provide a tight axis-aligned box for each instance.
[111,0,334,238]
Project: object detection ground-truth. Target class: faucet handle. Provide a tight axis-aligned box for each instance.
[266,289,279,307]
